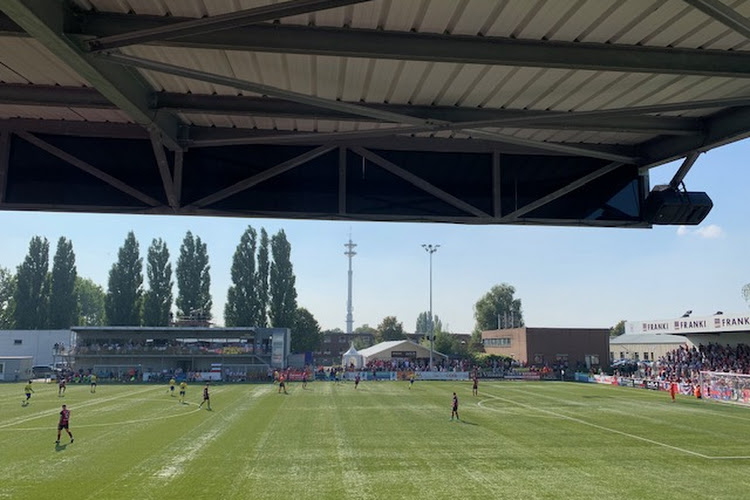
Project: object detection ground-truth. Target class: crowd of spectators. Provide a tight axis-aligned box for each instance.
[72,340,271,356]
[362,358,471,373]
[656,343,750,381]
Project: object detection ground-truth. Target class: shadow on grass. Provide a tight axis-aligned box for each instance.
[54,443,68,452]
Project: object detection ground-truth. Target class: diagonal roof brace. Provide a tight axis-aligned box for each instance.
[1,0,184,151]
[683,0,750,39]
[101,52,639,163]
[85,0,374,52]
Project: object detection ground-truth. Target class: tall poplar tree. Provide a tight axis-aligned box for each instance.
[105,231,143,326]
[225,226,259,326]
[269,229,297,328]
[176,231,212,320]
[13,236,50,329]
[0,267,16,329]
[256,228,270,328]
[143,238,173,326]
[48,237,78,329]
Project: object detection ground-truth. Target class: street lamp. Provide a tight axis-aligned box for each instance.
[422,244,440,370]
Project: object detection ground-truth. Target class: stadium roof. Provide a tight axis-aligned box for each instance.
[1,1,749,226]
[358,339,446,359]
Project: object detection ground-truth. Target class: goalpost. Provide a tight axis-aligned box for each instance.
[700,371,750,406]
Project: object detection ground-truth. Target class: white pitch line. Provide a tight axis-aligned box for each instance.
[477,391,750,460]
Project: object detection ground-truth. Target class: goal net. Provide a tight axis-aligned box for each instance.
[700,371,750,406]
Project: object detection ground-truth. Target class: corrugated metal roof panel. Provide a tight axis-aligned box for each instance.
[0,38,90,86]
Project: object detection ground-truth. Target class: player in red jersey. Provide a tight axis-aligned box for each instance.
[56,404,73,444]
[669,379,678,402]
[278,374,288,394]
[451,392,459,421]
[472,375,479,396]
[198,383,212,410]
[301,370,308,389]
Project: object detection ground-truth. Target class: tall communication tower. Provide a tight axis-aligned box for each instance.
[344,235,357,334]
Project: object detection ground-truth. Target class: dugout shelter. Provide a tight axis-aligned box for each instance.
[1,1,748,227]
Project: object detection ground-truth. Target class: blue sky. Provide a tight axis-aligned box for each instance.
[1,139,748,333]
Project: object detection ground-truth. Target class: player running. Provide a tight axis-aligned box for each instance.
[301,370,308,389]
[55,404,74,445]
[354,373,360,389]
[198,383,211,410]
[22,380,34,406]
[169,377,176,396]
[179,380,187,403]
[409,372,415,390]
[278,374,288,394]
[450,392,460,421]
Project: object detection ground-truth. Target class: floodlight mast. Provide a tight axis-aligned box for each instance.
[422,244,440,370]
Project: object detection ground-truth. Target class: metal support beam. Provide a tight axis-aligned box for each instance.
[86,0,372,52]
[683,0,750,39]
[1,0,183,150]
[174,150,183,207]
[668,152,701,190]
[187,145,335,209]
[77,15,750,78]
[15,131,162,207]
[0,131,10,204]
[338,146,347,215]
[0,118,150,139]
[149,131,179,210]
[501,162,625,221]
[103,53,639,162]
[492,151,501,218]
[351,147,491,218]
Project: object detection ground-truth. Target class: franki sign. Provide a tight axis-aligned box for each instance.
[626,313,750,335]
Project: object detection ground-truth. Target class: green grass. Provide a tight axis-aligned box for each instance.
[2,379,750,499]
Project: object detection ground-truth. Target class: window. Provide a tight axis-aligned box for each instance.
[0,363,4,374]
[323,337,331,343]
[13,339,22,345]
[483,337,511,347]
[643,352,649,361]
[338,336,346,343]
[620,352,624,359]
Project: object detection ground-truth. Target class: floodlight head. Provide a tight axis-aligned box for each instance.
[714,311,723,315]
[681,310,692,317]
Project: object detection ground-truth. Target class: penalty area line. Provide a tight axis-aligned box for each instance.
[477,392,750,460]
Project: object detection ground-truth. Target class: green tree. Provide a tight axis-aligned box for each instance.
[105,231,143,326]
[143,238,173,326]
[0,267,16,329]
[76,277,106,326]
[354,324,377,336]
[48,237,78,329]
[269,229,297,328]
[225,226,259,327]
[415,311,443,338]
[471,283,524,353]
[292,307,322,353]
[176,231,212,320]
[13,236,50,329]
[376,316,405,342]
[433,328,459,356]
[257,228,270,327]
[610,320,626,337]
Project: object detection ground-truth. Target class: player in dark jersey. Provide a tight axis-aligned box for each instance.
[409,373,415,390]
[198,383,211,410]
[301,370,308,389]
[472,375,479,396]
[22,380,34,406]
[56,404,73,444]
[450,392,459,421]
[354,374,360,389]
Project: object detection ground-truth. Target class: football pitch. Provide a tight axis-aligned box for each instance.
[2,379,750,500]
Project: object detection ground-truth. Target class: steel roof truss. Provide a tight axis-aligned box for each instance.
[75,16,750,78]
[351,146,491,218]
[187,144,336,209]
[86,0,373,52]
[501,161,625,222]
[0,0,183,151]
[15,131,162,207]
[149,131,179,210]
